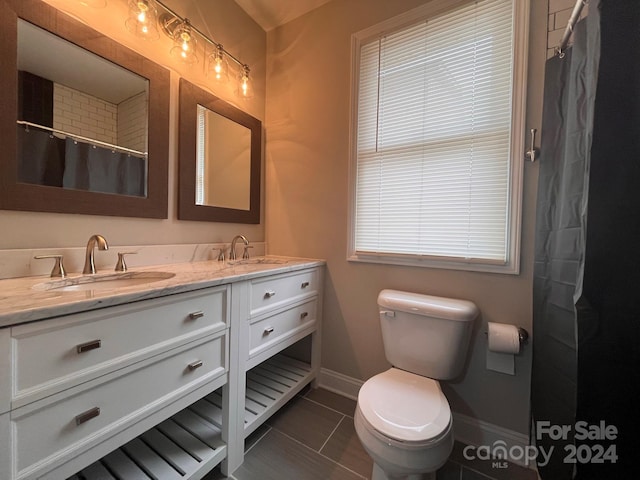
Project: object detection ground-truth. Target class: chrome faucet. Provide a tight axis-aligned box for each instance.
[83,234,109,274]
[229,235,249,260]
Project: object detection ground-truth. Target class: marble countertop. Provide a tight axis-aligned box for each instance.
[0,256,324,328]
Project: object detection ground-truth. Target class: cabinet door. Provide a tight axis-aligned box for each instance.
[0,412,9,480]
[0,327,10,414]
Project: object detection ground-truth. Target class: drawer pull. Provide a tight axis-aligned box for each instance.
[301,281,310,288]
[188,360,204,371]
[264,326,275,334]
[188,311,205,320]
[76,339,101,354]
[75,407,100,426]
[300,312,309,319]
[264,290,276,299]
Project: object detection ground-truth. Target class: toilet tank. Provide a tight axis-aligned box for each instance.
[378,290,479,380]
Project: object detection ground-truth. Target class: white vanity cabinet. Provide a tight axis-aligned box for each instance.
[0,260,324,480]
[236,267,322,449]
[5,286,231,480]
[192,266,323,471]
[1,327,11,480]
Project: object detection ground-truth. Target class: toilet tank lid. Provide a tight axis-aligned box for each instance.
[378,289,479,322]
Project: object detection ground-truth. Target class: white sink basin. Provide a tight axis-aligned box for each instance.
[33,271,175,292]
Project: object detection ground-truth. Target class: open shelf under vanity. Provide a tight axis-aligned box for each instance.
[69,354,313,480]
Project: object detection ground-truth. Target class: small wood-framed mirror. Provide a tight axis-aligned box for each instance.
[0,0,170,218]
[178,78,261,224]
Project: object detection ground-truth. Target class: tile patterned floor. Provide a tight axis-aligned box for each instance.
[204,387,538,480]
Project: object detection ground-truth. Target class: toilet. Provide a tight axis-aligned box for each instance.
[354,289,479,480]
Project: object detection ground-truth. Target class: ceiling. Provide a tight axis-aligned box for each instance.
[18,20,146,104]
[233,0,333,31]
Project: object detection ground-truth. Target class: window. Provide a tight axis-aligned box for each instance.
[196,105,208,205]
[349,0,529,274]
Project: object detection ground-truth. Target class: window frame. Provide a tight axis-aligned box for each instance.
[347,0,530,275]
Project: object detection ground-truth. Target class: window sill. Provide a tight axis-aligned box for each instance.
[347,252,519,275]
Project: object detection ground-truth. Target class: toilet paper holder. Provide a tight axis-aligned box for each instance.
[484,326,529,346]
[517,327,529,344]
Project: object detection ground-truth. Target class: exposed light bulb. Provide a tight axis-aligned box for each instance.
[126,0,159,40]
[237,65,253,99]
[170,19,198,65]
[207,45,229,83]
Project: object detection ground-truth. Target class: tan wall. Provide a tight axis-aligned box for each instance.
[265,0,548,434]
[0,0,266,250]
[204,113,251,210]
[3,0,550,435]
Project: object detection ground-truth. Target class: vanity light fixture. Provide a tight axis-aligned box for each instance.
[129,0,253,98]
[167,18,198,65]
[125,0,159,40]
[208,44,229,83]
[237,65,253,99]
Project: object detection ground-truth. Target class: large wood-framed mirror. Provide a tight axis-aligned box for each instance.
[0,0,170,218]
[178,78,261,224]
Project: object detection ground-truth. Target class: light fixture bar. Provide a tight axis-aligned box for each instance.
[155,0,245,68]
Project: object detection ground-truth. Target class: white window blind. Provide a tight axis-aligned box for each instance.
[353,0,520,268]
[196,105,206,205]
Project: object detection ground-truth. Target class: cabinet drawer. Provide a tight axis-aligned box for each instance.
[250,269,318,316]
[249,299,317,359]
[12,286,229,407]
[11,332,226,479]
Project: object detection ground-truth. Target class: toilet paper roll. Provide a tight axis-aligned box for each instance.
[487,322,521,354]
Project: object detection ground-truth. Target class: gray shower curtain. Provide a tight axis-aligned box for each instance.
[533,1,640,478]
[16,126,65,187]
[531,1,601,478]
[63,139,146,196]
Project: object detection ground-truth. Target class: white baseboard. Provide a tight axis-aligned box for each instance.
[318,368,362,400]
[452,412,531,467]
[318,368,532,468]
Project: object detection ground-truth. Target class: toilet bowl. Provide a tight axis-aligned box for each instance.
[355,368,453,480]
[355,290,478,480]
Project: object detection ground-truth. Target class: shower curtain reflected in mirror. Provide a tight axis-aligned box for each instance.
[533,1,640,478]
[16,126,146,197]
[16,127,64,187]
[63,139,146,197]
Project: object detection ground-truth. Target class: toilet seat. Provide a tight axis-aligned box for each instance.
[357,368,451,443]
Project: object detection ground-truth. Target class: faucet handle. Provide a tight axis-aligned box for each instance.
[115,252,136,272]
[34,255,67,278]
[214,247,227,262]
[242,245,254,260]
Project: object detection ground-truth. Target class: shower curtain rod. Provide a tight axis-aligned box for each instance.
[16,120,148,157]
[557,0,588,57]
